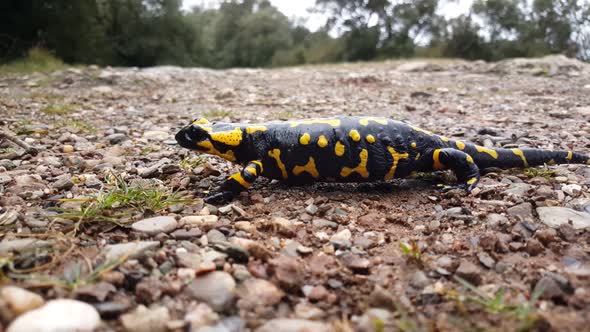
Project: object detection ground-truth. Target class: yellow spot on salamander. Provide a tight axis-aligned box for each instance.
[411,142,417,148]
[548,159,556,165]
[229,173,250,188]
[415,153,421,160]
[456,141,466,150]
[587,159,590,164]
[433,149,445,170]
[299,133,311,145]
[268,149,288,179]
[252,161,264,173]
[349,130,361,142]
[317,135,328,148]
[475,145,498,159]
[566,151,573,161]
[366,135,376,143]
[197,141,236,161]
[411,126,433,135]
[209,127,243,146]
[246,126,267,134]
[290,119,341,127]
[359,117,388,126]
[439,136,450,142]
[245,166,257,176]
[466,155,474,164]
[193,118,210,125]
[335,141,345,156]
[340,149,369,178]
[467,177,477,185]
[384,147,409,180]
[511,148,529,167]
[293,157,319,178]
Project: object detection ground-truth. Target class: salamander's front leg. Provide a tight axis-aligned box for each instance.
[431,148,480,191]
[205,161,263,204]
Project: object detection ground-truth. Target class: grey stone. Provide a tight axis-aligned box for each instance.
[103,241,160,261]
[330,229,352,249]
[537,207,590,229]
[131,216,178,235]
[507,202,534,221]
[0,239,52,254]
[120,305,170,332]
[186,271,236,311]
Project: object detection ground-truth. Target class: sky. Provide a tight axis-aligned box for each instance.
[182,0,473,32]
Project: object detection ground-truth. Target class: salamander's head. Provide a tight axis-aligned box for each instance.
[175,118,242,162]
[175,118,213,151]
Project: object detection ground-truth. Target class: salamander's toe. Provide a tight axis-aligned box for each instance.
[205,190,236,204]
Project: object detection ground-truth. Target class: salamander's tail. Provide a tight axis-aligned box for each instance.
[447,140,590,169]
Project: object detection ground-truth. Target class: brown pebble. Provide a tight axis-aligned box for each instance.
[525,238,545,256]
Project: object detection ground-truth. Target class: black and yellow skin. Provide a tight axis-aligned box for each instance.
[175,117,590,203]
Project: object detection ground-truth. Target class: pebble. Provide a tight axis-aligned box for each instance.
[477,252,495,269]
[562,184,582,196]
[61,144,74,153]
[184,303,219,330]
[535,228,558,245]
[255,319,329,332]
[271,216,296,236]
[525,238,545,256]
[270,255,304,290]
[120,305,170,332]
[131,216,178,235]
[0,286,44,318]
[455,260,482,285]
[537,207,590,229]
[236,278,284,310]
[0,239,52,254]
[185,271,236,311]
[330,229,352,249]
[410,271,430,288]
[103,241,160,261]
[486,214,508,228]
[106,133,128,145]
[51,176,74,191]
[506,202,534,221]
[181,215,219,230]
[312,218,338,229]
[340,253,370,274]
[305,204,318,215]
[356,308,392,332]
[294,303,325,320]
[7,299,100,332]
[357,213,380,227]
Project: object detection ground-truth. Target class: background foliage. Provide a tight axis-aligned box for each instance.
[1,0,589,68]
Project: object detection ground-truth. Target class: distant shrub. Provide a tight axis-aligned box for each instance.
[0,47,65,75]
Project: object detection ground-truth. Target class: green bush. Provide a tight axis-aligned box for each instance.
[0,47,65,75]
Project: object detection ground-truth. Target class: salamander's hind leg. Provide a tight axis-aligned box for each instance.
[205,161,262,204]
[432,148,480,191]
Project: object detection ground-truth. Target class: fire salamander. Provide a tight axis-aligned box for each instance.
[175,116,590,203]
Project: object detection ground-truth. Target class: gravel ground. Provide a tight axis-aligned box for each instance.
[1,55,589,332]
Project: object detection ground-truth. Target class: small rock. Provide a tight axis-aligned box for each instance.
[507,202,534,221]
[271,216,296,236]
[184,303,219,330]
[75,282,116,302]
[410,271,430,289]
[0,286,44,318]
[357,213,380,227]
[535,228,558,246]
[120,305,170,332]
[305,204,318,215]
[356,308,393,332]
[561,184,582,196]
[330,229,352,249]
[436,256,458,275]
[143,130,170,141]
[312,218,337,229]
[7,299,100,332]
[477,252,495,269]
[340,253,370,274]
[558,223,577,242]
[103,241,160,261]
[106,133,128,145]
[131,216,178,235]
[534,276,565,302]
[524,238,545,256]
[270,255,304,290]
[486,214,508,228]
[255,319,329,332]
[236,278,284,310]
[455,260,482,285]
[181,215,218,230]
[537,207,590,229]
[0,239,52,254]
[61,145,74,153]
[52,176,74,191]
[294,303,325,320]
[185,271,236,311]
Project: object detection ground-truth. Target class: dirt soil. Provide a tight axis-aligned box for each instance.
[1,56,590,332]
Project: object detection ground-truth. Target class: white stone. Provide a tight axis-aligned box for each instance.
[103,241,160,261]
[131,216,178,235]
[0,286,44,317]
[537,207,590,230]
[255,319,329,332]
[7,299,100,332]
